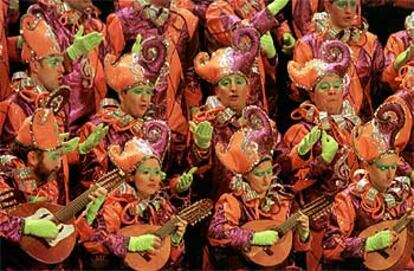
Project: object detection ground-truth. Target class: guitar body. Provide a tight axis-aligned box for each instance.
[119,224,171,271]
[359,220,414,271]
[9,202,76,264]
[242,219,293,267]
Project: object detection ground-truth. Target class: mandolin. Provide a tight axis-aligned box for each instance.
[359,212,414,271]
[242,196,332,267]
[119,198,213,271]
[8,169,125,264]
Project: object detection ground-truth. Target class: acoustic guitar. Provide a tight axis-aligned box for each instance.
[359,212,414,271]
[8,169,125,264]
[242,196,332,267]
[119,198,213,271]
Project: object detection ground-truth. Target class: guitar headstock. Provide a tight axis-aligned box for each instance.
[178,199,213,226]
[304,196,333,220]
[0,188,19,212]
[95,169,126,192]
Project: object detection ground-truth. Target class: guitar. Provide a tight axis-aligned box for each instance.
[8,169,126,264]
[359,212,414,271]
[242,196,332,267]
[119,199,213,271]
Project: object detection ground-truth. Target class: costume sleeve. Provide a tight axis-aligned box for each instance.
[79,121,108,188]
[382,33,406,91]
[106,12,126,58]
[75,194,129,258]
[181,9,203,113]
[206,0,280,47]
[208,194,253,250]
[0,100,27,144]
[323,192,365,261]
[0,212,24,243]
[187,139,213,174]
[0,177,23,243]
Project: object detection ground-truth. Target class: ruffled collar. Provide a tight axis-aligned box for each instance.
[293,100,360,130]
[324,19,369,45]
[319,100,361,130]
[230,175,288,213]
[351,170,412,221]
[97,107,151,134]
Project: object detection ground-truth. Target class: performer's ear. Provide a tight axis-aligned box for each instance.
[27,150,40,167]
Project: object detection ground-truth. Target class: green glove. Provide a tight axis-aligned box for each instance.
[410,170,414,183]
[281,32,296,55]
[128,234,157,252]
[267,0,289,16]
[85,195,106,225]
[23,218,58,239]
[132,34,143,54]
[394,44,414,70]
[260,32,277,59]
[176,167,198,193]
[251,230,278,246]
[171,232,183,246]
[67,26,103,61]
[189,121,213,149]
[79,124,109,154]
[320,130,339,164]
[365,230,393,252]
[61,137,80,155]
[297,126,321,156]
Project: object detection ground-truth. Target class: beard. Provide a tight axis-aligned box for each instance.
[33,161,58,183]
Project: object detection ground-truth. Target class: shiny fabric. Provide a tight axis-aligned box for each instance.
[207,183,309,270]
[0,154,60,204]
[188,101,290,201]
[382,30,411,91]
[323,176,414,269]
[75,183,184,268]
[79,107,147,188]
[106,5,201,139]
[28,1,107,135]
[293,30,384,120]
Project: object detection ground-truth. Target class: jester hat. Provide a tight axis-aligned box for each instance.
[288,40,351,91]
[16,109,60,150]
[194,26,260,84]
[20,14,62,62]
[104,36,168,94]
[108,120,170,172]
[215,105,274,175]
[352,102,411,162]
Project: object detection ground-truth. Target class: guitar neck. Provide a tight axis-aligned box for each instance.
[154,217,179,239]
[273,196,330,236]
[392,213,411,233]
[274,214,299,236]
[53,170,123,222]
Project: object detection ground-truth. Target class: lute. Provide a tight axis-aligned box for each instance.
[9,169,126,264]
[359,212,414,271]
[242,196,332,267]
[119,199,214,271]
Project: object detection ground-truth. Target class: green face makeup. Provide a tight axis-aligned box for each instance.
[253,166,273,177]
[333,0,357,9]
[45,149,61,161]
[317,79,342,92]
[218,75,247,90]
[43,55,64,68]
[137,164,163,177]
[374,159,398,172]
[128,86,154,96]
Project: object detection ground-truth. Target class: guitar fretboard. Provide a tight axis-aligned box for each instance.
[54,170,123,222]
